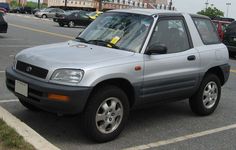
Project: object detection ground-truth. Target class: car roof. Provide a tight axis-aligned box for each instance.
[108,8,209,19]
[109,8,180,16]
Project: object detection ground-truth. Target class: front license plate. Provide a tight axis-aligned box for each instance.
[15,80,28,97]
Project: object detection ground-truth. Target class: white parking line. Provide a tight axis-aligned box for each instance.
[0,71,5,73]
[123,123,236,150]
[0,99,18,103]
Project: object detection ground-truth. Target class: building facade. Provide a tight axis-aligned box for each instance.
[0,0,12,3]
[48,0,172,10]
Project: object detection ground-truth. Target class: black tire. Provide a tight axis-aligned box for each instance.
[42,14,47,19]
[19,99,40,111]
[83,85,129,142]
[59,23,64,27]
[229,52,236,58]
[189,74,221,116]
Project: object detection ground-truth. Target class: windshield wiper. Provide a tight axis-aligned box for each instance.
[75,37,87,43]
[87,40,120,49]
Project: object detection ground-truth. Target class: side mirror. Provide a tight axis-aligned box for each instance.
[146,44,167,55]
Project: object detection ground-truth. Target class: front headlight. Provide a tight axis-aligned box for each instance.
[50,69,84,85]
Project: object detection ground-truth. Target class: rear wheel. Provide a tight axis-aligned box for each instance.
[83,85,129,142]
[42,14,47,19]
[68,21,75,28]
[19,99,40,111]
[189,74,221,116]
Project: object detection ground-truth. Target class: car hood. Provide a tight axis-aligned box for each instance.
[16,40,134,70]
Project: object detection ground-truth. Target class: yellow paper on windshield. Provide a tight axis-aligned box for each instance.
[110,36,121,45]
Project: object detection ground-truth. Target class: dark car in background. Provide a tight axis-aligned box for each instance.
[53,10,92,27]
[212,20,231,40]
[0,3,10,12]
[35,8,64,18]
[223,21,236,57]
[10,7,32,14]
[0,12,8,33]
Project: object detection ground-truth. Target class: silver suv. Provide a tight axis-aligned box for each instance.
[6,9,230,142]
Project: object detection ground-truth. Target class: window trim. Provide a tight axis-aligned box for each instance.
[192,17,221,45]
[145,15,193,55]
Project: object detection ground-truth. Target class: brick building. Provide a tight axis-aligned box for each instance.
[47,0,172,10]
[0,0,12,3]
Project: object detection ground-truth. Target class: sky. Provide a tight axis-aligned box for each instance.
[30,0,236,19]
[173,0,236,19]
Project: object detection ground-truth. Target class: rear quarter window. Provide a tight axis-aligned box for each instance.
[193,18,220,45]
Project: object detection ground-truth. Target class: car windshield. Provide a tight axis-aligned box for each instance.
[77,12,153,52]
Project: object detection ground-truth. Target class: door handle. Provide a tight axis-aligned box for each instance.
[187,55,196,61]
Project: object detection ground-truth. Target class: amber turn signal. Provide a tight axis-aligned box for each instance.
[48,93,69,102]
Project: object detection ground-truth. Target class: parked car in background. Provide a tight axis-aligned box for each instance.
[212,20,231,40]
[0,3,10,12]
[0,12,8,33]
[32,8,40,15]
[87,11,103,20]
[223,21,236,57]
[10,7,32,14]
[53,10,92,27]
[35,8,65,18]
[0,7,7,14]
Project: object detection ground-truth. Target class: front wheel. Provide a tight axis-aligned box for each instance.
[83,85,129,142]
[68,21,75,28]
[189,74,221,116]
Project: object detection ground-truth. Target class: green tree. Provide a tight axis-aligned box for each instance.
[197,7,224,18]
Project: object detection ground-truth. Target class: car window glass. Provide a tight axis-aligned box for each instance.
[149,19,190,54]
[193,18,220,45]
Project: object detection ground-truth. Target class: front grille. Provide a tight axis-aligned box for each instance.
[16,61,48,79]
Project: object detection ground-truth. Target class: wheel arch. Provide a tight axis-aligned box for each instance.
[204,66,227,86]
[85,78,136,111]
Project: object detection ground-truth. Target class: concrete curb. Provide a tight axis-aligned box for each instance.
[0,106,60,150]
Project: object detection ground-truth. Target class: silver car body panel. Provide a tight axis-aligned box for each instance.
[14,9,229,98]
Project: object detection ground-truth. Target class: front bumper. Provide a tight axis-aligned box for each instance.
[0,23,8,33]
[5,67,92,114]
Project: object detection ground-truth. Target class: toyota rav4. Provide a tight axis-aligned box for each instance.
[6,9,230,142]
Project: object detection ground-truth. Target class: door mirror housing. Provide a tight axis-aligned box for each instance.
[146,44,167,55]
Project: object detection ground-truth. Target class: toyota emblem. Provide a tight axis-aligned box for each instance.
[26,66,32,72]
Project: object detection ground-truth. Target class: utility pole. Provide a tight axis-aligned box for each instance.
[205,0,209,10]
[38,0,40,9]
[98,0,102,11]
[226,2,231,17]
[65,0,67,8]
[169,0,172,10]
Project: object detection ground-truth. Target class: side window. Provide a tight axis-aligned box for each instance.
[149,18,191,54]
[193,18,220,45]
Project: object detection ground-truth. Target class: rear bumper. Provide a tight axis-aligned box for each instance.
[5,67,92,114]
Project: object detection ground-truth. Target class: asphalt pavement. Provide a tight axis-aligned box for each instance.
[1,14,236,150]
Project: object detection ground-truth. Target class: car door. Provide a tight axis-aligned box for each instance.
[142,16,201,103]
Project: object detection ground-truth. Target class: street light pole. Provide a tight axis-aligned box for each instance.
[205,0,209,10]
[226,2,231,17]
